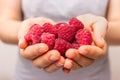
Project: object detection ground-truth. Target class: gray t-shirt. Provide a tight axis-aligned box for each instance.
[15,0,110,80]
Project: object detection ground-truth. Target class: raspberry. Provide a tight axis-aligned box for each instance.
[75,29,92,45]
[69,17,84,30]
[72,41,80,49]
[24,18,90,57]
[41,33,55,50]
[54,38,72,56]
[54,22,68,30]
[42,23,58,37]
[57,24,76,42]
[24,24,44,45]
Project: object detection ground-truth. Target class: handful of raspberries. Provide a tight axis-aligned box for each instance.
[25,18,92,56]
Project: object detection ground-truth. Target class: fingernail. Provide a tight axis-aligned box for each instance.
[18,39,23,45]
[50,55,59,61]
[18,39,27,48]
[98,38,105,47]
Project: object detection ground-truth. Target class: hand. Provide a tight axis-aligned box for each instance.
[18,17,65,73]
[63,14,108,73]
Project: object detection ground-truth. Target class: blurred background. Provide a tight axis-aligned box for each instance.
[0,41,120,80]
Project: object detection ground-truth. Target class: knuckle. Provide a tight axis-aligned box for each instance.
[32,61,42,68]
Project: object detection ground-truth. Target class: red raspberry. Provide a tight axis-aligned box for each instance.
[54,38,72,56]
[72,41,80,49]
[41,33,55,50]
[75,29,92,45]
[54,22,68,30]
[42,23,58,37]
[24,24,44,45]
[69,17,84,30]
[24,18,91,57]
[57,24,76,42]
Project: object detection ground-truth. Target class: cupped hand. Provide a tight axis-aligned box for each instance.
[63,14,108,73]
[18,17,65,73]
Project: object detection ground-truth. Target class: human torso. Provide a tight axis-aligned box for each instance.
[15,0,110,80]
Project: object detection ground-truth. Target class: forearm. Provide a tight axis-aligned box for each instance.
[0,19,22,44]
[107,21,120,45]
[107,0,120,45]
[0,0,22,44]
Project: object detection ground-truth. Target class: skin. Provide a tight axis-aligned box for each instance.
[107,0,120,45]
[63,14,108,73]
[0,0,120,73]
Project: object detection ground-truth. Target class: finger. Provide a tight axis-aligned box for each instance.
[64,58,73,69]
[92,17,107,47]
[32,50,61,68]
[66,49,94,67]
[79,45,107,59]
[44,56,65,73]
[20,43,49,60]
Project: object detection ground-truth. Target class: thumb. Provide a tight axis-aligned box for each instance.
[92,20,107,48]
